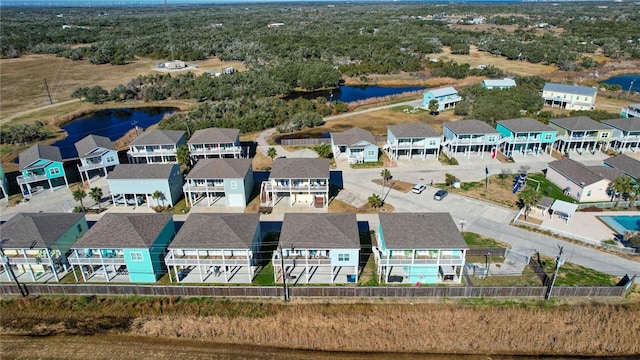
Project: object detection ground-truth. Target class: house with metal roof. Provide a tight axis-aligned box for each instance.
[542,83,597,110]
[330,127,379,164]
[260,158,330,208]
[601,118,640,153]
[0,213,88,283]
[107,164,183,207]
[272,213,360,284]
[67,213,175,283]
[375,213,467,284]
[17,144,69,198]
[127,129,186,164]
[481,78,517,90]
[604,154,640,181]
[384,123,440,161]
[620,103,640,118]
[75,134,119,185]
[546,158,621,202]
[496,118,557,157]
[165,214,261,283]
[423,86,462,111]
[187,127,243,160]
[183,158,253,208]
[442,120,501,158]
[548,116,613,154]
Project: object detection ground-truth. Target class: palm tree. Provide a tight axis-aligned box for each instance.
[176,144,191,170]
[152,190,166,207]
[72,188,87,212]
[611,176,631,207]
[368,193,383,209]
[380,168,391,196]
[519,187,542,220]
[267,147,277,161]
[88,187,103,212]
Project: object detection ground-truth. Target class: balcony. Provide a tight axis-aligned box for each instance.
[17,173,48,185]
[78,161,105,172]
[67,250,126,266]
[450,137,490,145]
[379,255,465,266]
[264,182,328,192]
[127,148,177,157]
[273,254,332,266]
[164,253,251,266]
[622,106,640,118]
[556,134,599,142]
[183,182,225,192]
[189,145,242,157]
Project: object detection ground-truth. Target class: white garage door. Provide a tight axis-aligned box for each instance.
[228,194,244,207]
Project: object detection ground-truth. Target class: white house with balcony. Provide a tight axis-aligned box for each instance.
[601,118,640,153]
[542,83,597,110]
[442,120,501,158]
[183,158,253,208]
[384,122,441,160]
[548,116,613,154]
[375,213,468,284]
[423,86,462,112]
[75,134,119,185]
[621,103,640,118]
[260,158,330,208]
[127,129,186,164]
[187,127,243,160]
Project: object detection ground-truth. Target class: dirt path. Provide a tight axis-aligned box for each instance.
[0,98,80,125]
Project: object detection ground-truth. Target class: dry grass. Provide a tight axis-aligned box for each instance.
[329,198,395,214]
[371,179,415,193]
[447,175,520,209]
[252,151,273,171]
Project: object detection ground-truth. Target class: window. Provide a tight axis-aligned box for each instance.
[77,224,83,233]
[49,167,60,175]
[367,150,375,156]
[106,155,115,162]
[488,136,496,142]
[429,140,437,146]
[230,181,237,190]
[544,134,553,140]
[338,253,350,261]
[586,190,592,197]
[601,133,609,138]
[130,252,143,261]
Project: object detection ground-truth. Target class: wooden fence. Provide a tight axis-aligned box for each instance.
[280,138,331,146]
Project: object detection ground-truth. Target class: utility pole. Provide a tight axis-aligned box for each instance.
[279,246,290,301]
[627,80,635,100]
[131,120,140,137]
[545,245,564,300]
[3,254,28,297]
[44,79,53,105]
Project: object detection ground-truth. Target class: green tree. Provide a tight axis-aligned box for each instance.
[368,193,383,209]
[267,147,277,160]
[611,176,632,207]
[428,99,439,115]
[152,190,166,207]
[313,144,333,159]
[445,173,459,186]
[380,168,392,196]
[519,187,542,220]
[88,187,103,212]
[176,145,192,170]
[72,188,87,212]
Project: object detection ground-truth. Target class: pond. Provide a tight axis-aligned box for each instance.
[288,85,426,103]
[600,74,640,93]
[52,107,176,159]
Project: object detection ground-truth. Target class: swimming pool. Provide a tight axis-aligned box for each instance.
[598,216,640,234]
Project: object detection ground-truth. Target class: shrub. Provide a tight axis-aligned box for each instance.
[579,206,603,212]
[445,173,459,186]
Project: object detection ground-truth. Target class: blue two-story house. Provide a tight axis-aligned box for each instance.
[75,134,120,185]
[423,86,462,112]
[442,120,501,159]
[17,144,69,198]
[385,123,440,160]
[330,127,379,164]
[107,164,183,207]
[601,118,640,153]
[496,118,557,157]
[67,213,175,283]
[183,158,254,208]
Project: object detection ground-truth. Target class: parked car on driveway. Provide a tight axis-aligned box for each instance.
[433,189,448,201]
[113,195,145,205]
[412,183,427,194]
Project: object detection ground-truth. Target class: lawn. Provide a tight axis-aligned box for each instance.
[527,173,576,203]
[463,232,510,248]
[252,262,276,286]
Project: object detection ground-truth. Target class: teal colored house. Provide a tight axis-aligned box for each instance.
[423,86,461,112]
[67,213,175,283]
[108,164,183,207]
[17,144,69,198]
[496,118,557,156]
[183,158,254,207]
[375,213,467,284]
[0,163,7,198]
[330,127,379,164]
[0,213,88,282]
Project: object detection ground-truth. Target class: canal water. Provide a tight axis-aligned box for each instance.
[600,74,640,93]
[288,85,426,102]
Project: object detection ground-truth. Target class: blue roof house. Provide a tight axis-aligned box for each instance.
[481,78,517,90]
[17,144,69,198]
[107,164,183,208]
[67,213,175,283]
[496,118,557,157]
[542,83,597,111]
[183,158,254,208]
[75,134,120,185]
[423,86,461,111]
[384,123,441,161]
[330,127,379,164]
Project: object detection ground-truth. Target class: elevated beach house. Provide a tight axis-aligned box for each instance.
[273,213,360,284]
[375,213,467,284]
[127,129,186,164]
[442,119,501,158]
[0,213,88,282]
[17,144,69,198]
[187,127,243,160]
[67,213,175,283]
[183,158,254,208]
[108,163,183,207]
[330,127,379,164]
[542,83,597,110]
[165,213,261,283]
[548,116,613,154]
[260,158,330,208]
[384,123,440,160]
[496,118,557,156]
[422,86,461,112]
[601,118,640,153]
[621,103,640,118]
[75,134,119,185]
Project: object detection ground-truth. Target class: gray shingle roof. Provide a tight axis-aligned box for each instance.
[108,164,179,180]
[130,129,185,145]
[427,86,457,97]
[73,213,172,249]
[279,213,360,249]
[188,128,240,144]
[185,158,252,179]
[0,213,85,249]
[548,117,609,131]
[75,135,116,158]
[19,144,63,169]
[270,158,330,179]
[444,119,499,135]
[586,166,625,182]
[601,118,640,132]
[497,118,555,133]
[388,123,439,138]
[169,214,260,249]
[543,83,597,97]
[548,158,605,187]
[379,213,467,250]
[604,154,640,179]
[331,127,377,146]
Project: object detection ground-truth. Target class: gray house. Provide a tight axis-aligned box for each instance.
[442,120,501,158]
[165,213,262,283]
[75,134,119,185]
[601,118,640,153]
[183,158,254,208]
[127,129,186,164]
[187,127,243,160]
[604,154,640,181]
[385,123,441,160]
[330,127,379,164]
[260,158,330,208]
[108,164,183,207]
